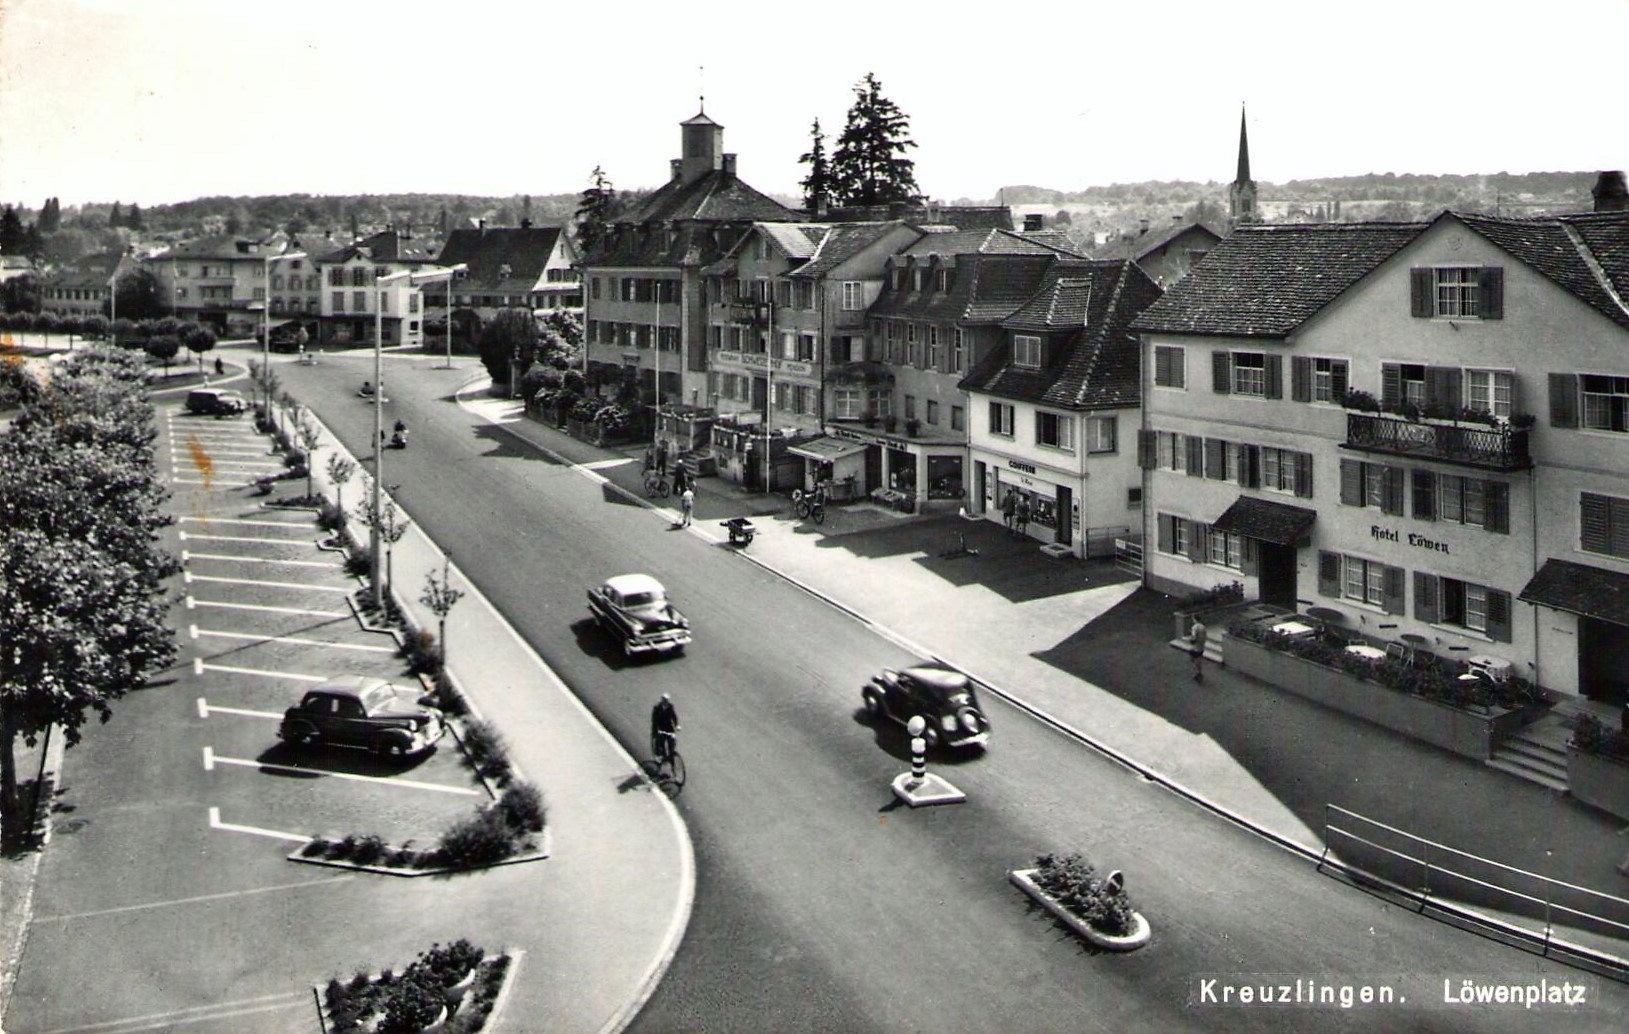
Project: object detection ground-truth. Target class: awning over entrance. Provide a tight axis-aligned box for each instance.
[788,436,868,463]
[1519,559,1629,626]
[1210,497,1316,546]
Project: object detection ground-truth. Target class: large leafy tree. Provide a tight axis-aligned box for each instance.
[798,118,834,212]
[0,273,41,314]
[110,266,170,320]
[574,166,621,256]
[476,308,540,385]
[829,73,920,207]
[0,205,25,254]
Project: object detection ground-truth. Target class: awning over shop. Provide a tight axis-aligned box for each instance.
[1519,559,1629,627]
[787,437,869,463]
[1210,496,1316,546]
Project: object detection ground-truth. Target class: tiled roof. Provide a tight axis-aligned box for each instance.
[1094,220,1224,262]
[792,223,914,279]
[1459,211,1629,331]
[1520,558,1629,626]
[959,259,1163,410]
[623,169,800,226]
[1131,222,1426,337]
[586,221,751,270]
[868,252,1059,324]
[902,227,1084,259]
[1571,213,1629,292]
[156,235,279,262]
[1209,496,1317,546]
[316,230,434,265]
[823,204,1013,231]
[436,226,564,291]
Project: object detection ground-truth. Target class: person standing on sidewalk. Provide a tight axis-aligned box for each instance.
[655,438,669,476]
[679,486,695,527]
[1190,616,1208,683]
[1014,494,1031,539]
[672,464,689,496]
[1001,488,1017,533]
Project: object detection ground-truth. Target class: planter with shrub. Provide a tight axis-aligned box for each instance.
[1010,852,1149,951]
[1567,713,1629,820]
[321,943,513,1034]
[295,780,548,875]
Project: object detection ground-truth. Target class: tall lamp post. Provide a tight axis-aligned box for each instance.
[369,263,466,607]
[260,249,305,409]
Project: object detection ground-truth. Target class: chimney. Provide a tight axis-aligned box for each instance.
[1138,217,1149,236]
[1593,170,1628,213]
[520,218,532,230]
[721,153,737,176]
[1023,213,1044,232]
[1171,213,1184,223]
[671,159,684,181]
[478,219,486,232]
[813,190,829,218]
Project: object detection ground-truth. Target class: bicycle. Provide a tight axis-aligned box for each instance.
[643,469,671,498]
[791,488,827,525]
[649,728,686,796]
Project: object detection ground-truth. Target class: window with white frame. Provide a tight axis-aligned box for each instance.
[834,389,862,419]
[926,400,939,424]
[775,382,792,411]
[1036,411,1074,451]
[332,292,345,312]
[926,326,940,368]
[1465,369,1513,418]
[1154,345,1185,388]
[1172,518,1190,556]
[1013,334,1041,369]
[1581,374,1629,432]
[794,281,814,309]
[990,401,1015,437]
[353,291,367,312]
[1207,528,1244,569]
[1086,415,1116,453]
[1232,352,1266,396]
[1260,447,1297,493]
[950,329,966,374]
[842,281,863,310]
[1343,556,1388,607]
[1312,358,1346,402]
[1434,267,1482,318]
[1438,474,1487,527]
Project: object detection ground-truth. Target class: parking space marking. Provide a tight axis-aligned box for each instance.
[185,573,352,593]
[188,597,347,618]
[173,459,283,472]
[181,516,313,528]
[178,531,309,546]
[206,753,482,795]
[30,994,314,1034]
[197,699,282,720]
[192,627,394,653]
[207,805,318,841]
[33,877,348,926]
[196,659,329,681]
[172,477,256,487]
[183,551,337,568]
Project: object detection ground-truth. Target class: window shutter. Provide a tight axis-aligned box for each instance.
[1580,493,1611,554]
[1318,551,1341,597]
[1157,513,1174,554]
[1206,438,1227,479]
[1137,429,1157,469]
[1331,361,1349,403]
[1411,469,1436,520]
[1186,436,1205,478]
[1212,351,1231,394]
[1414,571,1439,623]
[1291,356,1312,402]
[1480,267,1504,320]
[1381,565,1406,615]
[1484,481,1509,534]
[1340,459,1362,506]
[1609,498,1629,559]
[1426,367,1462,411]
[1241,444,1260,488]
[1486,589,1512,642]
[1293,452,1313,498]
[1381,364,1402,407]
[1410,268,1433,317]
[1382,466,1405,515]
[1264,353,1283,399]
[1184,520,1203,560]
[1241,538,1259,576]
[1153,347,1169,386]
[1549,373,1578,428]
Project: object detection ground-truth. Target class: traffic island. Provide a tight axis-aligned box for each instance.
[1010,853,1150,952]
[890,771,967,807]
[316,943,521,1033]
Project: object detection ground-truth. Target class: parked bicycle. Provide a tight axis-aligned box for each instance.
[791,487,827,524]
[643,469,671,498]
[649,729,686,796]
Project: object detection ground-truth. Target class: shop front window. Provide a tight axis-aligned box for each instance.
[1023,488,1058,528]
[927,455,963,500]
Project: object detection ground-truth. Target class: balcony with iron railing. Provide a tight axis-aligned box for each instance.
[1344,412,1532,471]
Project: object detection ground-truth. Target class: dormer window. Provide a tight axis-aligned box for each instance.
[912,268,925,291]
[936,269,951,291]
[892,268,906,290]
[497,263,513,279]
[1013,334,1042,370]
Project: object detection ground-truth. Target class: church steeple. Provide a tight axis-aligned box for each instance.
[1228,104,1258,226]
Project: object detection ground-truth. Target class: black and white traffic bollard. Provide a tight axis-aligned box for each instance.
[891,714,966,808]
[907,715,928,788]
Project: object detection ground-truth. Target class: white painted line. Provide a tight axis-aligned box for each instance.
[581,457,638,470]
[184,552,337,569]
[198,701,282,720]
[197,662,328,682]
[185,594,195,610]
[29,993,313,1034]
[190,599,346,618]
[183,570,193,584]
[208,806,314,842]
[208,754,481,795]
[202,746,214,770]
[175,460,284,472]
[188,623,198,640]
[172,478,257,487]
[181,516,313,528]
[193,656,202,675]
[195,629,393,653]
[185,574,351,593]
[179,532,308,546]
[34,866,346,916]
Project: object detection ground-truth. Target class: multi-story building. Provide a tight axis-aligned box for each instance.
[41,249,136,318]
[154,235,286,336]
[313,229,436,347]
[267,249,322,342]
[1093,215,1222,287]
[960,259,1162,557]
[433,221,581,342]
[582,108,801,409]
[1133,175,1629,704]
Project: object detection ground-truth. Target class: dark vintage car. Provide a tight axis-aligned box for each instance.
[279,676,444,757]
[861,665,990,750]
[184,388,248,417]
[587,573,691,658]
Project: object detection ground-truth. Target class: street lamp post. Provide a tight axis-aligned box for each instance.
[260,249,305,411]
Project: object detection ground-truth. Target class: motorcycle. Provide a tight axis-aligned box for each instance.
[390,429,409,449]
[722,517,755,547]
[358,383,388,402]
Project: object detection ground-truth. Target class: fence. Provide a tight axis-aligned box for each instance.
[1113,535,1143,577]
[1321,804,1629,982]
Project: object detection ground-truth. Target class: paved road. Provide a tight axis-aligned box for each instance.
[280,352,1624,1033]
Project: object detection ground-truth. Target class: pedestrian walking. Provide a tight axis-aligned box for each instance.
[679,486,695,527]
[1014,495,1031,539]
[1190,616,1208,683]
[672,465,689,495]
[655,438,669,475]
[213,356,224,376]
[1001,488,1017,532]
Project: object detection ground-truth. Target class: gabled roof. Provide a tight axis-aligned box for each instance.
[1094,220,1224,263]
[1455,210,1629,331]
[1131,222,1426,338]
[902,227,1084,260]
[436,226,565,291]
[586,221,750,270]
[155,235,281,262]
[869,251,1061,325]
[792,222,916,279]
[960,259,1162,410]
[622,168,800,227]
[317,229,434,265]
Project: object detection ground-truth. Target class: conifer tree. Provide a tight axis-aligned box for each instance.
[574,166,621,256]
[798,118,834,212]
[829,73,920,207]
[108,201,123,228]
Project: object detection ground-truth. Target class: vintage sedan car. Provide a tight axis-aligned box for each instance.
[279,676,444,757]
[861,664,990,750]
[184,388,248,417]
[587,573,691,658]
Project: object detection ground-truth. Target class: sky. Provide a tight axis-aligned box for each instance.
[1,0,1626,210]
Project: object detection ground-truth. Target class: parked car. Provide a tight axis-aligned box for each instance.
[185,388,248,417]
[279,676,444,757]
[587,573,691,658]
[861,664,990,750]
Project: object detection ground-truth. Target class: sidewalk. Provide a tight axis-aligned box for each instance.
[470,390,1629,925]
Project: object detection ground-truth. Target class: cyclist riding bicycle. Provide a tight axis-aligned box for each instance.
[651,693,680,761]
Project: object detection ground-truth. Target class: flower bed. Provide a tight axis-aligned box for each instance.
[1223,624,1538,759]
[1567,714,1629,820]
[321,942,512,1034]
[294,781,548,875]
[1010,852,1149,952]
